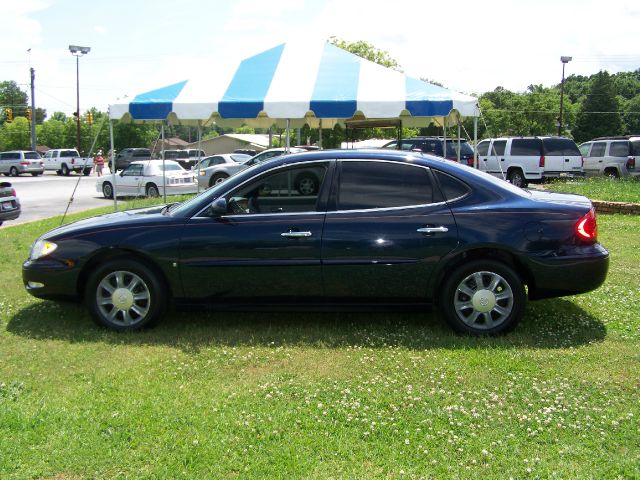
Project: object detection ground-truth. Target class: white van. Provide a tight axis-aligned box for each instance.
[475,137,583,187]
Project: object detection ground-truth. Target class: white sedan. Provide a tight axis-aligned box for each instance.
[97,160,198,199]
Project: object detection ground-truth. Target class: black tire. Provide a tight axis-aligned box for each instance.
[56,170,62,176]
[102,182,114,199]
[439,260,525,335]
[210,173,228,187]
[295,174,318,195]
[85,258,167,331]
[9,167,19,177]
[604,168,619,179]
[61,164,70,176]
[146,184,160,198]
[31,172,42,176]
[83,168,92,176]
[507,168,527,188]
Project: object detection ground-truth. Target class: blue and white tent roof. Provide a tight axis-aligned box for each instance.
[109,42,479,128]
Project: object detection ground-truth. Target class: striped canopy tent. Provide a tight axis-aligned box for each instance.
[108,41,480,129]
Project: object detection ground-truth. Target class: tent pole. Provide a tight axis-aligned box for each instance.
[319,119,323,149]
[197,121,202,194]
[443,121,447,158]
[285,119,290,152]
[297,127,301,146]
[109,118,117,211]
[268,127,273,148]
[473,116,478,169]
[457,117,461,164]
[161,122,166,203]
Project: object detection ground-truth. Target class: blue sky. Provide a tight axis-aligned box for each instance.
[2,0,639,116]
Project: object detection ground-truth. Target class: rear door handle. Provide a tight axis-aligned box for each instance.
[417,226,449,234]
[281,231,312,238]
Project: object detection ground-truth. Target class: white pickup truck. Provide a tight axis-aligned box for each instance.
[42,149,93,176]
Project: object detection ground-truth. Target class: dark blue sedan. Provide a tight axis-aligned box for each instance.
[23,149,609,335]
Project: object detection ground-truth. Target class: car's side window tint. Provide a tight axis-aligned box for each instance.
[609,142,629,157]
[123,165,143,176]
[476,141,490,156]
[337,161,433,210]
[226,163,328,215]
[591,142,606,157]
[434,170,470,202]
[490,141,506,156]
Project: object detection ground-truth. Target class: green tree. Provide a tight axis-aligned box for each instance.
[623,94,640,134]
[0,81,28,124]
[329,37,401,71]
[573,71,623,142]
[0,117,31,150]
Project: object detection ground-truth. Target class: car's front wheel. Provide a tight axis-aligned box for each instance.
[85,259,167,331]
[507,168,527,188]
[102,182,113,199]
[9,167,19,177]
[439,260,525,335]
[61,164,70,176]
[210,173,229,187]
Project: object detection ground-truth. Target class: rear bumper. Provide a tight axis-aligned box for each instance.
[525,243,609,300]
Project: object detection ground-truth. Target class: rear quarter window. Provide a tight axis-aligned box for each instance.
[630,140,640,156]
[609,141,629,157]
[434,170,470,202]
[543,138,580,156]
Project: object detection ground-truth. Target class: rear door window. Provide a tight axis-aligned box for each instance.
[337,161,433,210]
[590,142,606,157]
[543,138,580,155]
[510,139,542,156]
[490,140,506,156]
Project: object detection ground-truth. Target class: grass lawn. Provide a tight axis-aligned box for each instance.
[544,177,640,203]
[0,206,639,479]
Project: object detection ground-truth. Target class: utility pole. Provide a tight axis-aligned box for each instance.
[30,67,36,152]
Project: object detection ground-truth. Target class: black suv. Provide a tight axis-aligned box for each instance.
[382,137,475,166]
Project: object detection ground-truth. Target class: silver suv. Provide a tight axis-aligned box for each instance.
[476,137,583,187]
[579,136,640,178]
[0,150,44,177]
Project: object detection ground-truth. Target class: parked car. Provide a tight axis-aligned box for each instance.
[578,136,640,178]
[233,149,257,156]
[0,181,20,226]
[186,149,206,164]
[382,137,475,165]
[161,150,192,169]
[194,153,251,189]
[475,137,584,187]
[96,160,198,199]
[241,147,306,167]
[0,150,44,177]
[110,148,152,171]
[23,149,608,335]
[42,148,92,176]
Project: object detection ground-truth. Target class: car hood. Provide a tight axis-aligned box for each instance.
[41,205,171,240]
[527,189,592,207]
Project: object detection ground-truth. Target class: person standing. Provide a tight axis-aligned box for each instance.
[94,150,105,177]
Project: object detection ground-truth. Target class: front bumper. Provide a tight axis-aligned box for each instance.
[22,258,81,300]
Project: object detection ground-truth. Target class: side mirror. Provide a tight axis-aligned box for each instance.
[119,171,125,177]
[210,197,227,216]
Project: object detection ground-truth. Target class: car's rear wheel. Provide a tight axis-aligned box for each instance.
[440,260,525,335]
[61,164,70,176]
[507,168,527,188]
[9,167,19,177]
[210,173,228,187]
[146,183,159,197]
[86,259,167,331]
[604,168,619,179]
[102,182,114,199]
[83,168,91,176]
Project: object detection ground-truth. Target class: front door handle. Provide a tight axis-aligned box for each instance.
[281,231,312,238]
[417,226,449,234]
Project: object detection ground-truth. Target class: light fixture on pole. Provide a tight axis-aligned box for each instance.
[69,45,91,153]
[558,56,572,136]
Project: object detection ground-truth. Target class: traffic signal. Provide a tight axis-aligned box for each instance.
[87,111,93,126]
[5,108,12,122]
[26,108,32,121]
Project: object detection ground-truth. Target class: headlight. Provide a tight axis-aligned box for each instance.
[30,239,58,260]
[199,171,206,176]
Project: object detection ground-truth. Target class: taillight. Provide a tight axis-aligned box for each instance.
[576,208,597,242]
[467,158,473,166]
[20,161,29,166]
[10,188,16,197]
[627,156,635,170]
[539,155,545,168]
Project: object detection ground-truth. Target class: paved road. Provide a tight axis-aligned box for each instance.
[4,171,115,226]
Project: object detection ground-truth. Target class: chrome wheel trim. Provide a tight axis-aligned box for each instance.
[213,175,227,185]
[103,183,113,198]
[96,270,151,327]
[147,185,159,197]
[453,271,514,330]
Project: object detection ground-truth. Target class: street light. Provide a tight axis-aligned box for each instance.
[558,55,572,136]
[69,45,91,153]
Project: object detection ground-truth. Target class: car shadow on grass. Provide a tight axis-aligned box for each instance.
[6,297,606,352]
